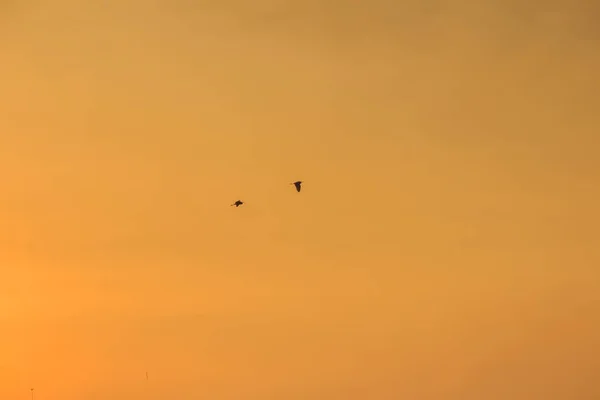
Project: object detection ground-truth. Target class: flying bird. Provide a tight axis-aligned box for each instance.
[231,200,244,207]
[291,181,303,192]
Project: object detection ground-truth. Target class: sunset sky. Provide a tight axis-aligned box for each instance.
[1,1,599,399]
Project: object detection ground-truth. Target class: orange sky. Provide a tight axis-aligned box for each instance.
[1,1,599,399]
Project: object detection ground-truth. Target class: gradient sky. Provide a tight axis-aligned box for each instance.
[1,1,599,399]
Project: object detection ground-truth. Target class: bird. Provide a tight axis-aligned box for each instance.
[231,200,244,207]
[291,181,303,192]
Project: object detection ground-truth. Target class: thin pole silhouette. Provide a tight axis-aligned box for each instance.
[31,388,34,400]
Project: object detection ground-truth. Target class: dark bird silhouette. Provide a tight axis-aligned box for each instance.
[231,200,244,207]
[291,181,303,192]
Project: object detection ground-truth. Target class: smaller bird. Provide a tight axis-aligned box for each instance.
[291,181,303,192]
[231,200,244,207]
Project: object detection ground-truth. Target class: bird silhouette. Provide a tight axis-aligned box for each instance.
[231,200,244,207]
[291,181,303,192]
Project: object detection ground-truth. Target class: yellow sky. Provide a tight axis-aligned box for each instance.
[1,0,599,399]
